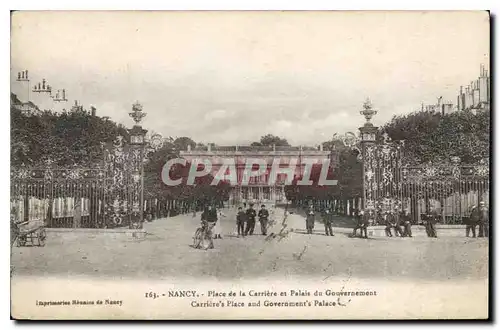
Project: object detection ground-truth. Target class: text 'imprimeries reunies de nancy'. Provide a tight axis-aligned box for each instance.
[36,299,123,307]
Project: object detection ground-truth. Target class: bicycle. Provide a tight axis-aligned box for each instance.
[193,220,215,250]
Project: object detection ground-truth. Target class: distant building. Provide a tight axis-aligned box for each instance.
[457,64,490,113]
[180,144,334,205]
[423,97,455,115]
[70,100,84,112]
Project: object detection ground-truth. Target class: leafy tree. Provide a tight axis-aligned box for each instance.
[11,96,128,167]
[173,136,196,152]
[382,109,490,165]
[143,141,230,205]
[253,134,290,147]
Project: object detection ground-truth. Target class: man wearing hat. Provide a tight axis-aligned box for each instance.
[258,204,270,235]
[478,201,489,238]
[322,207,334,236]
[401,209,413,238]
[467,206,479,238]
[245,203,257,236]
[306,204,315,234]
[384,211,394,237]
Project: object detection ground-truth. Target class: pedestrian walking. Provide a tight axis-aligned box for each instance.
[245,203,257,235]
[401,210,413,237]
[306,204,315,234]
[322,208,334,236]
[236,206,246,237]
[258,204,270,235]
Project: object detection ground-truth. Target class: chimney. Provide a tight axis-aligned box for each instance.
[319,144,323,151]
[235,145,238,152]
[91,106,96,116]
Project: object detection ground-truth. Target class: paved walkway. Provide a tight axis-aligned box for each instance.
[11,207,489,282]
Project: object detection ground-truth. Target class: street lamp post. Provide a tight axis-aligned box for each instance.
[358,98,378,211]
[128,102,148,227]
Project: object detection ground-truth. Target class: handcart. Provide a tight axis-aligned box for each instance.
[14,220,47,247]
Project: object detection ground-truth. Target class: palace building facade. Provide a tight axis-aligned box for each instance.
[180,144,333,205]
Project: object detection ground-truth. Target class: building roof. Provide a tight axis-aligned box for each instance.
[189,145,320,152]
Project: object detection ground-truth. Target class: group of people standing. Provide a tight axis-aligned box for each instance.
[197,203,274,247]
[466,201,490,238]
[198,201,489,247]
[305,202,490,239]
[236,203,271,237]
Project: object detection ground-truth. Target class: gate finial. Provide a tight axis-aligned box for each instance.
[129,101,147,125]
[360,98,378,124]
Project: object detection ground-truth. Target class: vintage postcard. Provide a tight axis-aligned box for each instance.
[10,10,490,320]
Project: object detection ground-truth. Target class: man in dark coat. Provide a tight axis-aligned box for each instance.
[384,211,394,237]
[353,209,369,239]
[478,201,489,238]
[466,206,479,238]
[393,210,404,237]
[361,210,374,238]
[200,206,217,248]
[322,207,334,236]
[305,204,315,234]
[245,203,257,235]
[258,204,270,235]
[376,210,384,226]
[425,209,439,238]
[236,206,247,237]
[401,210,413,237]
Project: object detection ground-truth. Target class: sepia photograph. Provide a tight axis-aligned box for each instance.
[9,10,490,320]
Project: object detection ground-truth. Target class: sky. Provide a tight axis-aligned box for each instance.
[10,11,490,146]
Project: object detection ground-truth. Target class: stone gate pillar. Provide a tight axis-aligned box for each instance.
[359,98,378,211]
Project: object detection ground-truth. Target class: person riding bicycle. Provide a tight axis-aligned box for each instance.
[198,206,218,249]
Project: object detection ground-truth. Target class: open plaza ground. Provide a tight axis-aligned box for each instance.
[11,208,489,282]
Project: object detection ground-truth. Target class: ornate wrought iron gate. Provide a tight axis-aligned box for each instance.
[11,167,107,228]
[362,136,490,224]
[10,135,145,229]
